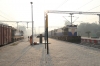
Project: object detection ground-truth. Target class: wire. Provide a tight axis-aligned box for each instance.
[73,17,79,23]
[0,11,15,27]
[0,9,30,28]
[75,0,93,10]
[56,0,69,9]
[83,2,100,23]
[74,0,93,23]
[0,9,14,20]
[87,4,100,11]
[63,16,70,22]
[0,10,14,22]
[0,15,11,21]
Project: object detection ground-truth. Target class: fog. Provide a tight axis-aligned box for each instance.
[0,22,8,25]
[77,22,100,37]
[0,22,32,38]
[23,27,40,38]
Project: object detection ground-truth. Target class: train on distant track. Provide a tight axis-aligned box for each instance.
[48,25,81,43]
[0,24,24,46]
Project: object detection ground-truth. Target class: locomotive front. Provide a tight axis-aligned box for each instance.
[66,25,81,43]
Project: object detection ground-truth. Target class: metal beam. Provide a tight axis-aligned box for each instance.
[0,21,32,22]
[47,10,100,15]
[46,10,100,25]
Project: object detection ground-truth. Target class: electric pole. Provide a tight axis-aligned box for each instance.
[16,22,19,29]
[27,22,29,28]
[97,14,100,24]
[70,13,73,25]
[30,2,34,44]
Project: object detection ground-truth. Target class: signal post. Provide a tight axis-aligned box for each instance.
[45,11,49,54]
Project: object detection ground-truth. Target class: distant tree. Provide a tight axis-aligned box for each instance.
[85,31,91,37]
[77,22,100,37]
[96,31,100,37]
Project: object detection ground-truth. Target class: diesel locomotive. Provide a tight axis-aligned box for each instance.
[48,25,81,43]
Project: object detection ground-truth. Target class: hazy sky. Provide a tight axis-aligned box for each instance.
[0,0,100,34]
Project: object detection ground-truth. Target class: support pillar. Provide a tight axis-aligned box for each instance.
[70,13,73,25]
[27,22,29,28]
[16,22,19,29]
[97,14,100,24]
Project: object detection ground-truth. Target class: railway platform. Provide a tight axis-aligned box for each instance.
[0,38,100,66]
[0,38,44,66]
[81,37,100,45]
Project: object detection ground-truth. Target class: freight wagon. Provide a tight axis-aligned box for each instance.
[0,24,24,46]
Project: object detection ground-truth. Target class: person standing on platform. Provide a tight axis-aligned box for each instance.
[28,36,29,41]
[30,35,33,45]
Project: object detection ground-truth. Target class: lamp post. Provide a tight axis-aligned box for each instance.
[30,2,34,44]
[27,22,29,28]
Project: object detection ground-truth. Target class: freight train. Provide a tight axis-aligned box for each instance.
[48,25,81,43]
[0,24,24,46]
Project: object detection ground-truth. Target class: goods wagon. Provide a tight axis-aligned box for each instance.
[19,30,24,36]
[48,31,51,37]
[11,28,24,42]
[56,28,63,40]
[8,26,12,43]
[3,25,6,45]
[1,24,4,45]
[0,24,24,46]
[48,30,54,38]
[6,26,9,44]
[51,29,57,39]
